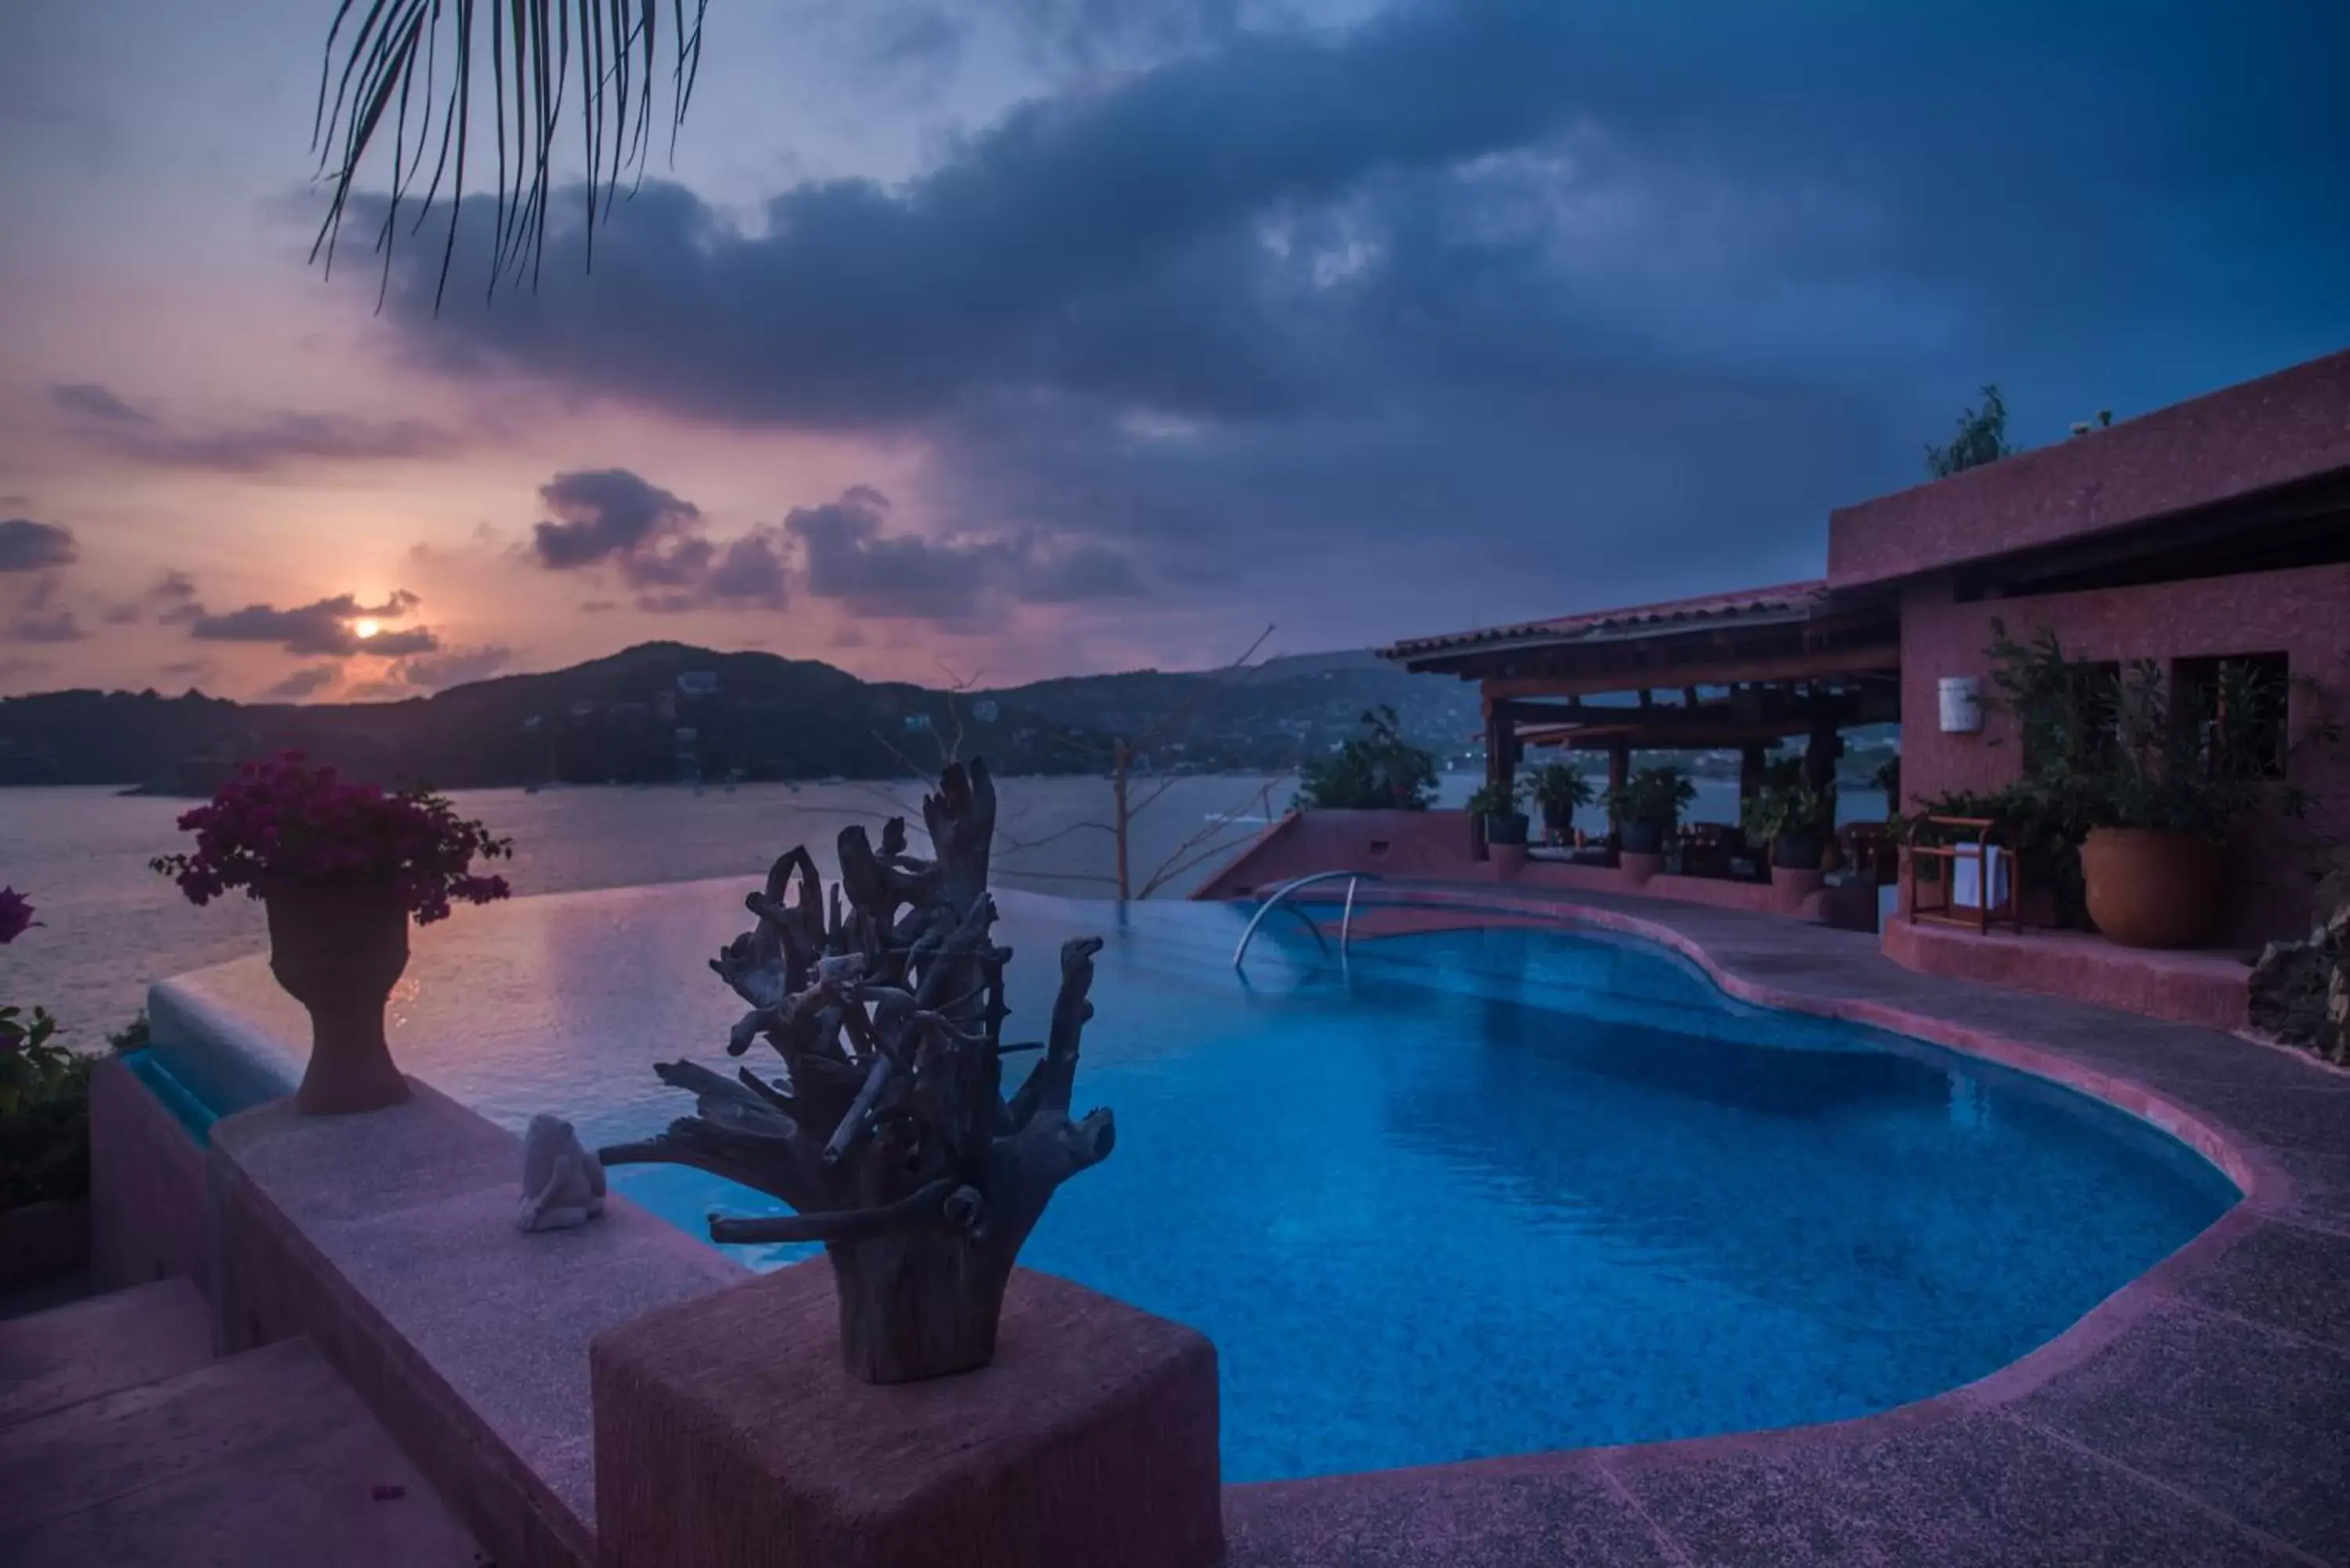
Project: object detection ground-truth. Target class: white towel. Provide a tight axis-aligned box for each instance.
[1950,844,2008,911]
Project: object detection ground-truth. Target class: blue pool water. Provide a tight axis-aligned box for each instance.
[154,889,2237,1483]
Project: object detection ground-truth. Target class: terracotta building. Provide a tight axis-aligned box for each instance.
[1202,347,2349,1028]
[1838,347,2350,947]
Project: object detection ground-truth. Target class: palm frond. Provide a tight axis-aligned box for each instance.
[312,0,712,309]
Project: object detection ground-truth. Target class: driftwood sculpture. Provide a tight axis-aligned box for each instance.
[600,759,1116,1382]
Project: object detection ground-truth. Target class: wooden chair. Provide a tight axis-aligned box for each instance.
[1839,822,1900,886]
[1676,822,1744,881]
[1904,815,2023,934]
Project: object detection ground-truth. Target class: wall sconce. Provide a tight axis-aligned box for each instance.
[1938,676,1983,734]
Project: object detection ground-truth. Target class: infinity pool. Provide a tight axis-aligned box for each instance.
[152,886,2236,1482]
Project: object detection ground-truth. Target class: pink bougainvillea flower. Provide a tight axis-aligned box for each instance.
[150,752,513,925]
[0,887,33,944]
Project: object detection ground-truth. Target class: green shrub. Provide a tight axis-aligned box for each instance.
[1603,766,1697,828]
[1295,706,1440,811]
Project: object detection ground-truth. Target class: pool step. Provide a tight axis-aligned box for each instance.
[0,1279,486,1566]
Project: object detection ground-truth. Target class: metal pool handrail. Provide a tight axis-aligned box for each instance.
[1233,870,1382,970]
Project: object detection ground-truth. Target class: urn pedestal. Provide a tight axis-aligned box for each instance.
[591,1263,1224,1568]
[266,881,411,1116]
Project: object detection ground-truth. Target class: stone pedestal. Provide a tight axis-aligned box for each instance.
[591,1262,1224,1568]
[1618,851,1665,886]
[1490,843,1530,878]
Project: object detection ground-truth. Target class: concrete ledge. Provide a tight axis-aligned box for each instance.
[593,1263,1225,1568]
[204,1080,748,1568]
[89,1057,211,1298]
[1884,916,2251,1032]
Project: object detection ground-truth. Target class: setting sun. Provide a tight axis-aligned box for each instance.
[352,618,381,640]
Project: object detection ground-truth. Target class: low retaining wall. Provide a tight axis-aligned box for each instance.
[89,1056,211,1296]
[1883,916,2251,1033]
[1196,809,1881,931]
[204,1086,749,1568]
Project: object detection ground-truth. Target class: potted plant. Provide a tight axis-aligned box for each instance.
[152,753,513,1114]
[1467,777,1529,848]
[1983,625,2315,948]
[1603,766,1697,856]
[1531,763,1594,844]
[1741,761,1831,872]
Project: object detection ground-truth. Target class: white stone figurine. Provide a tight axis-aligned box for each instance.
[517,1114,607,1232]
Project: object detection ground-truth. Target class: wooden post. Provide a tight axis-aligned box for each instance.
[1605,742,1631,845]
[1484,703,1516,794]
[1804,719,1842,797]
[1112,739,1132,902]
[1739,743,1766,809]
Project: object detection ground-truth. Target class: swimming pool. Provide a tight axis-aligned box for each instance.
[146,885,2236,1483]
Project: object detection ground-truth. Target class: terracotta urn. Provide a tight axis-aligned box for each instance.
[2080,828,2225,950]
[266,880,412,1115]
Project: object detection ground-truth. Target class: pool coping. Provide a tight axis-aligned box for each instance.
[1223,887,2350,1567]
[107,880,2350,1566]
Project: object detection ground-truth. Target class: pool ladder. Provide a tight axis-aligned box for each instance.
[1232,870,1381,970]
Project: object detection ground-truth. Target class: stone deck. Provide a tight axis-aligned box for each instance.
[1220,885,2350,1567]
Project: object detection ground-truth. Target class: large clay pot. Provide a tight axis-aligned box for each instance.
[266,880,412,1115]
[2081,828,2225,950]
[1619,819,1667,855]
[1771,830,1825,872]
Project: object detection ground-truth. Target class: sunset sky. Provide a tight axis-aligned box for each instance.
[4,0,2346,702]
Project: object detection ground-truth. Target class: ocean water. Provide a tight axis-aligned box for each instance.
[0,772,1885,1045]
[0,775,1292,1042]
[157,891,2232,1480]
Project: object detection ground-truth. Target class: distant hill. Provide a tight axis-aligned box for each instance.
[0,641,1480,793]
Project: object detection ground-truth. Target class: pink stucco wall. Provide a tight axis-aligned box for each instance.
[1828,349,2350,587]
[1898,562,2350,944]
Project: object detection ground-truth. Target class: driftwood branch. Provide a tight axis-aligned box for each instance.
[600,753,1116,1382]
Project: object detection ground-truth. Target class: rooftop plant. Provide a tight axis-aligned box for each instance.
[151,752,513,923]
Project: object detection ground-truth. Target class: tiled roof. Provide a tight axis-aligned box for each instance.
[1380,580,1829,662]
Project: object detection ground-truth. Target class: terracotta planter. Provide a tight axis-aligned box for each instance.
[1771,865,1825,912]
[1619,819,1668,855]
[2080,828,2225,950]
[266,880,413,1115]
[1618,851,1665,886]
[1771,831,1825,872]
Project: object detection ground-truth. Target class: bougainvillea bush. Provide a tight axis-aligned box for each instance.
[151,752,514,923]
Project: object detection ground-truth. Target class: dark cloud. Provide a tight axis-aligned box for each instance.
[397,645,514,690]
[703,527,793,608]
[107,569,205,626]
[370,0,2350,633]
[47,382,152,425]
[149,571,204,625]
[789,486,1141,630]
[54,388,463,472]
[4,576,87,643]
[528,470,792,612]
[533,468,710,584]
[159,657,221,685]
[264,666,341,700]
[0,656,56,685]
[190,590,433,657]
[0,518,77,573]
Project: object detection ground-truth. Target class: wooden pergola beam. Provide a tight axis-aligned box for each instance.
[1477,639,1900,700]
